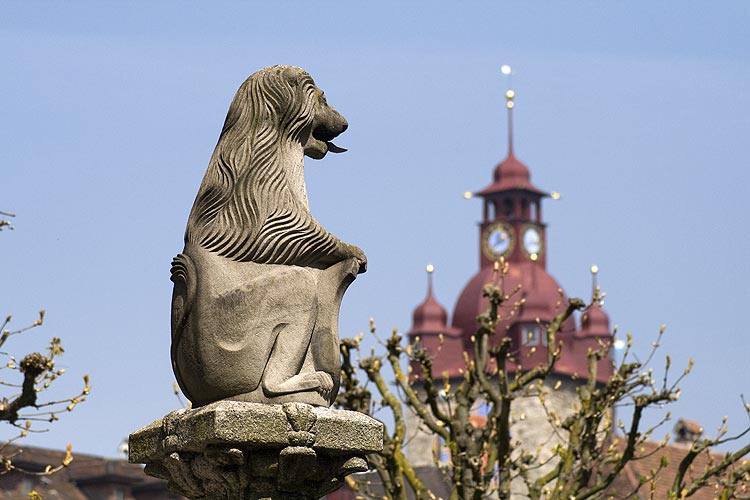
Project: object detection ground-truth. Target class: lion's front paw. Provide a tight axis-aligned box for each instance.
[314,371,334,391]
[314,371,334,401]
[349,245,367,274]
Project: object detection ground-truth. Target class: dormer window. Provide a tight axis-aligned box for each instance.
[522,325,547,347]
[522,326,539,346]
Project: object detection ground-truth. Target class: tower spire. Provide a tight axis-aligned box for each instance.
[501,65,514,155]
[426,263,435,297]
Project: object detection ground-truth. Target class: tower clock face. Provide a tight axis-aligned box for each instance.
[522,226,542,256]
[484,223,514,259]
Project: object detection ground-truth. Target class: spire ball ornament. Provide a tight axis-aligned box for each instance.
[501,64,512,75]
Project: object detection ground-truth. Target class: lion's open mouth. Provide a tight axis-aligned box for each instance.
[313,125,347,154]
[304,133,347,160]
[304,105,348,160]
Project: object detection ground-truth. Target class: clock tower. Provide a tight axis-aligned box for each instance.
[477,88,548,270]
[451,85,591,372]
[405,73,614,468]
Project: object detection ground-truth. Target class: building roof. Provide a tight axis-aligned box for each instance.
[330,435,749,500]
[579,301,611,337]
[408,269,460,338]
[0,445,181,500]
[476,152,548,197]
[606,439,750,499]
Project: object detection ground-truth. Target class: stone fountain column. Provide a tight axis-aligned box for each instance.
[129,401,382,499]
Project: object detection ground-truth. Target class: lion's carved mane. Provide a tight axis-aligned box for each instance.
[185,65,347,268]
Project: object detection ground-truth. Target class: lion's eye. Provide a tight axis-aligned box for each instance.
[319,93,327,105]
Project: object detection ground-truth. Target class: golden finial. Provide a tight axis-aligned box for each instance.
[463,191,473,199]
[426,264,435,274]
[590,265,601,302]
[550,191,562,200]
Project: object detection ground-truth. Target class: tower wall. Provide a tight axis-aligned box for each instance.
[405,376,584,498]
[405,401,440,467]
[508,376,579,498]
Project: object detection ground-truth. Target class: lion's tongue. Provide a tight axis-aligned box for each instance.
[326,142,347,154]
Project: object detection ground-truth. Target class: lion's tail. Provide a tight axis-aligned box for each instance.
[170,253,196,400]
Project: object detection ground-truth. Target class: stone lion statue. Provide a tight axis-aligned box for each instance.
[170,66,366,408]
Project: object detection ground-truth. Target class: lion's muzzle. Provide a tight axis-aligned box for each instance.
[304,104,348,159]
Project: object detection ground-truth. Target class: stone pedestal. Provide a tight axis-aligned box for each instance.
[129,401,383,500]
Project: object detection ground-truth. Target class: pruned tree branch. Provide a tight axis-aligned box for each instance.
[336,261,750,500]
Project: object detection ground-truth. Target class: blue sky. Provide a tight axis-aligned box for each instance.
[2,2,749,457]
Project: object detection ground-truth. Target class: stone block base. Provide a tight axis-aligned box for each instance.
[129,401,383,500]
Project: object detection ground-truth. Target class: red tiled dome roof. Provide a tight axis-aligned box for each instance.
[410,289,450,335]
[451,261,575,343]
[408,270,461,338]
[408,271,461,381]
[477,152,547,197]
[579,301,610,337]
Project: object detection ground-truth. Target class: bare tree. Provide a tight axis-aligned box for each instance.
[1,212,90,476]
[337,260,750,500]
[0,210,15,231]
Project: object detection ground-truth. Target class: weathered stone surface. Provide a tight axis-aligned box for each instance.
[131,66,378,499]
[170,65,367,408]
[130,401,383,500]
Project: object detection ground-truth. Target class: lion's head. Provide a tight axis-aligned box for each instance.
[185,65,356,268]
